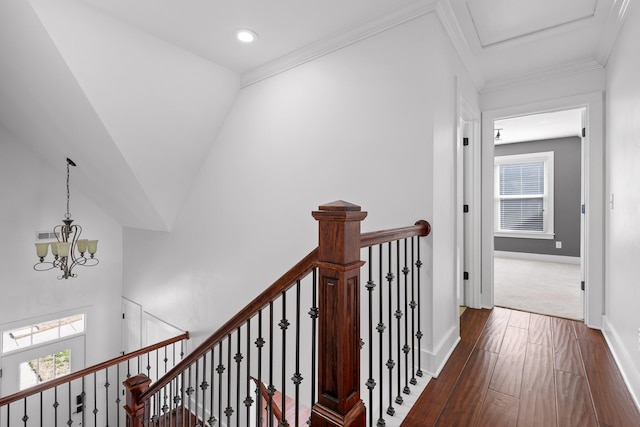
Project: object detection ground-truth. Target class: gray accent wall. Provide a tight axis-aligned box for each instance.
[494,136,581,257]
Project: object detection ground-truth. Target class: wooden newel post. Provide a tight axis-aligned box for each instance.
[311,201,367,427]
[123,374,151,427]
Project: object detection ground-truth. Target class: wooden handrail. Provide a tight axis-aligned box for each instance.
[140,248,320,401]
[360,220,431,248]
[0,332,189,407]
[140,219,431,403]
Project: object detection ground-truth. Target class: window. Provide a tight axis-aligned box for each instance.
[2,314,84,354]
[20,349,71,390]
[494,151,554,239]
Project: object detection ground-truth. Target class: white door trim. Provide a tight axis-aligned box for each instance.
[480,92,604,328]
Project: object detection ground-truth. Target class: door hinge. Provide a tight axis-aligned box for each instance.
[464,272,469,280]
[0,369,3,378]
[581,281,585,291]
[581,204,586,214]
[463,204,469,213]
[463,137,469,146]
[122,313,125,319]
[582,127,586,138]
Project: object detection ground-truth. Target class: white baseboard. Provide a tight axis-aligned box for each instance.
[602,315,640,412]
[425,324,460,377]
[494,250,580,265]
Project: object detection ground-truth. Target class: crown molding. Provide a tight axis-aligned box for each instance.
[434,0,484,90]
[481,58,604,93]
[595,0,632,66]
[240,0,439,88]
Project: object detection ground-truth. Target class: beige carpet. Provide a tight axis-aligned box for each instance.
[494,256,583,320]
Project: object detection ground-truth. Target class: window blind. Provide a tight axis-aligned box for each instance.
[498,161,544,232]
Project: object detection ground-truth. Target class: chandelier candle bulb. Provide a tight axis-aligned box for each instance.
[35,243,49,259]
[50,242,59,256]
[87,240,98,256]
[76,239,88,254]
[57,242,71,257]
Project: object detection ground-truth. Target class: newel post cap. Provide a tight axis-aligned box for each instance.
[312,200,368,221]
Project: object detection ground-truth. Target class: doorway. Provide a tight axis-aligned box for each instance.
[480,92,604,328]
[491,109,584,319]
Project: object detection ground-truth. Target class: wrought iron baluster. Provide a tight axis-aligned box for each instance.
[386,242,395,416]
[293,280,302,427]
[309,268,318,427]
[268,302,274,427]
[40,390,44,427]
[194,360,200,427]
[280,291,289,427]
[106,366,111,426]
[181,371,187,426]
[245,319,253,425]
[365,246,376,427]
[201,352,209,427]
[226,335,233,426]
[117,364,122,427]
[93,373,97,425]
[22,397,28,427]
[403,238,411,396]
[410,237,417,386]
[395,240,403,405]
[187,365,193,427]
[377,244,386,427]
[217,345,223,427]
[208,348,216,427]
[416,240,423,378]
[235,327,242,427]
[256,310,264,427]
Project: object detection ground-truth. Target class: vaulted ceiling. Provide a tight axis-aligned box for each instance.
[0,0,629,230]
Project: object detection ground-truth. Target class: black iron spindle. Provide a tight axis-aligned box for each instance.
[403,239,411,396]
[256,310,264,427]
[410,237,417,386]
[201,352,208,427]
[208,348,215,427]
[116,364,122,427]
[22,397,27,427]
[280,291,289,427]
[416,240,423,378]
[309,268,318,427]
[386,242,395,416]
[245,319,253,426]
[395,240,403,405]
[186,365,193,427]
[105,366,111,426]
[235,328,242,427]
[217,345,223,427]
[40,390,44,427]
[365,246,376,427]
[268,302,274,427]
[377,244,386,427]
[226,335,233,426]
[194,361,200,427]
[181,371,187,427]
[93,373,97,425]
[293,280,302,427]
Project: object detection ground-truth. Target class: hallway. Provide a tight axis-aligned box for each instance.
[402,307,640,426]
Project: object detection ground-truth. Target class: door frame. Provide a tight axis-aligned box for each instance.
[480,92,604,328]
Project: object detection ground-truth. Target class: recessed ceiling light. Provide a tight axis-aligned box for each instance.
[235,29,258,43]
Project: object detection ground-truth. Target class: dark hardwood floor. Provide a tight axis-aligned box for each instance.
[401,307,640,427]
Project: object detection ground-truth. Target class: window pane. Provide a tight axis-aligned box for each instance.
[32,319,61,345]
[499,161,544,196]
[59,314,84,338]
[500,198,544,231]
[19,349,71,390]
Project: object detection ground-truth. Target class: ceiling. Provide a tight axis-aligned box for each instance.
[494,109,584,145]
[0,0,629,231]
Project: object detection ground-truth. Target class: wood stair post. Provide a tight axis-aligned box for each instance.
[311,201,367,427]
[123,374,151,427]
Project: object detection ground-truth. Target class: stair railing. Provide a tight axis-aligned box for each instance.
[0,332,188,427]
[124,201,431,427]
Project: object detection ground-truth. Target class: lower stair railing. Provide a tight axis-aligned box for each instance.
[125,201,431,427]
[0,332,189,426]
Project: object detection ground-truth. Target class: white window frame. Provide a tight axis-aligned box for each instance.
[494,151,555,239]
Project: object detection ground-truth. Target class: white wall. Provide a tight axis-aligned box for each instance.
[603,0,640,406]
[123,13,478,373]
[0,128,123,368]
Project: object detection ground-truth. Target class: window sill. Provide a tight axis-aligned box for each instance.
[494,231,555,240]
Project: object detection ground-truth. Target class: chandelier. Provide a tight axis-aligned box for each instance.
[33,158,99,279]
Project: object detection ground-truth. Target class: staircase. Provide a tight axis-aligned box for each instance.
[1,201,431,427]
